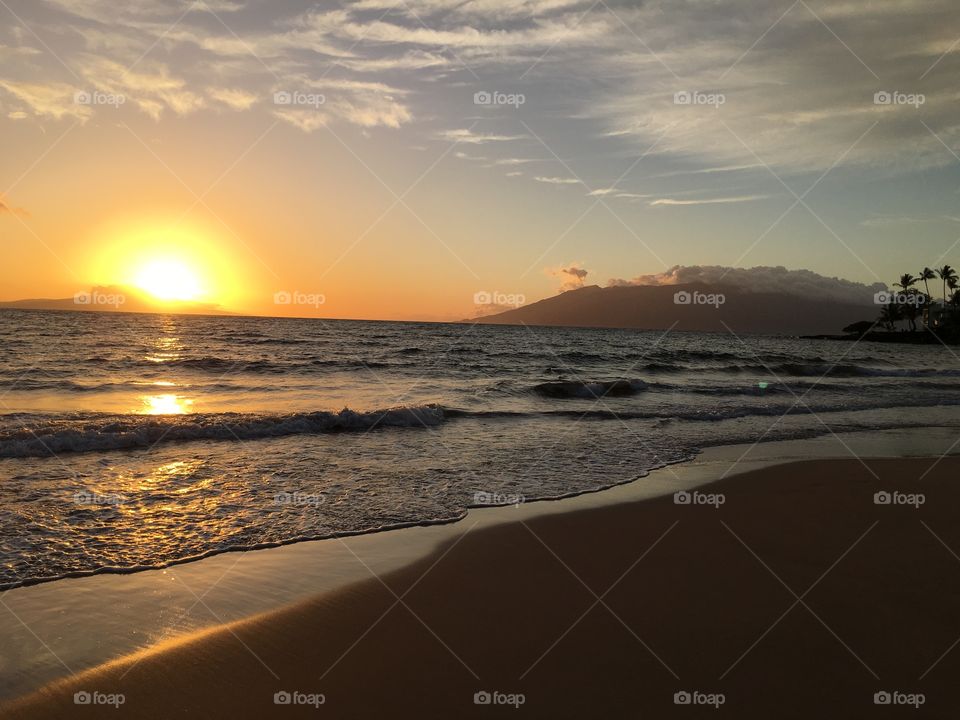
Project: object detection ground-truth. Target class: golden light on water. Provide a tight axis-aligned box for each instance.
[141,394,194,415]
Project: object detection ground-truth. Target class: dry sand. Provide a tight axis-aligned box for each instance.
[6,457,960,718]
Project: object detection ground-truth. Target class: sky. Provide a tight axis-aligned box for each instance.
[1,0,960,320]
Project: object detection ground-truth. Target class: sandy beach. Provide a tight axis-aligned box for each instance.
[6,455,960,719]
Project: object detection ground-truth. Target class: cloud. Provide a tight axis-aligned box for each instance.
[492,158,536,165]
[273,108,328,133]
[208,87,257,111]
[534,176,581,185]
[440,129,524,144]
[613,192,653,201]
[301,11,614,53]
[271,77,413,131]
[546,263,589,291]
[588,0,960,173]
[0,80,89,120]
[608,265,886,304]
[74,57,204,120]
[0,194,29,217]
[8,0,960,175]
[649,194,769,206]
[859,215,960,227]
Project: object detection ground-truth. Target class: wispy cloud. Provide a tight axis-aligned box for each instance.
[535,176,580,185]
[650,195,769,207]
[0,194,29,217]
[208,87,258,111]
[440,129,524,144]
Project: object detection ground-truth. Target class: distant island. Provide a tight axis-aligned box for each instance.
[473,265,960,342]
[471,282,874,335]
[0,285,230,316]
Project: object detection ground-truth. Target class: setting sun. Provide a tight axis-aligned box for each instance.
[133,258,203,302]
[80,215,253,311]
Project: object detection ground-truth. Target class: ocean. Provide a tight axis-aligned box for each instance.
[2,309,959,589]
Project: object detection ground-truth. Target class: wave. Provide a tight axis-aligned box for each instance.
[532,379,648,399]
[0,405,446,458]
[0,378,244,393]
[653,362,960,378]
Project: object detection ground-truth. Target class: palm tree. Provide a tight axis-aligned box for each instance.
[879,302,901,331]
[919,267,936,297]
[900,290,920,331]
[936,265,957,302]
[918,267,936,327]
[895,273,917,291]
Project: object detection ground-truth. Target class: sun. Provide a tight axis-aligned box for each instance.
[133,258,203,302]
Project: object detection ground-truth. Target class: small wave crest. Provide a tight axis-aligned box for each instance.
[532,379,648,399]
[0,405,446,458]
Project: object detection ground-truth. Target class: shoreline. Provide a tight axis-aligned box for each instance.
[6,452,960,718]
[3,419,953,594]
[2,427,959,707]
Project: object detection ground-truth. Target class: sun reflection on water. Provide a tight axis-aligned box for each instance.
[141,394,194,415]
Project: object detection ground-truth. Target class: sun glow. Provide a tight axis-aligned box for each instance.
[133,258,203,301]
[87,215,251,311]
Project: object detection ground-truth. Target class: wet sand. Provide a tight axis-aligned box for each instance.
[6,457,960,718]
